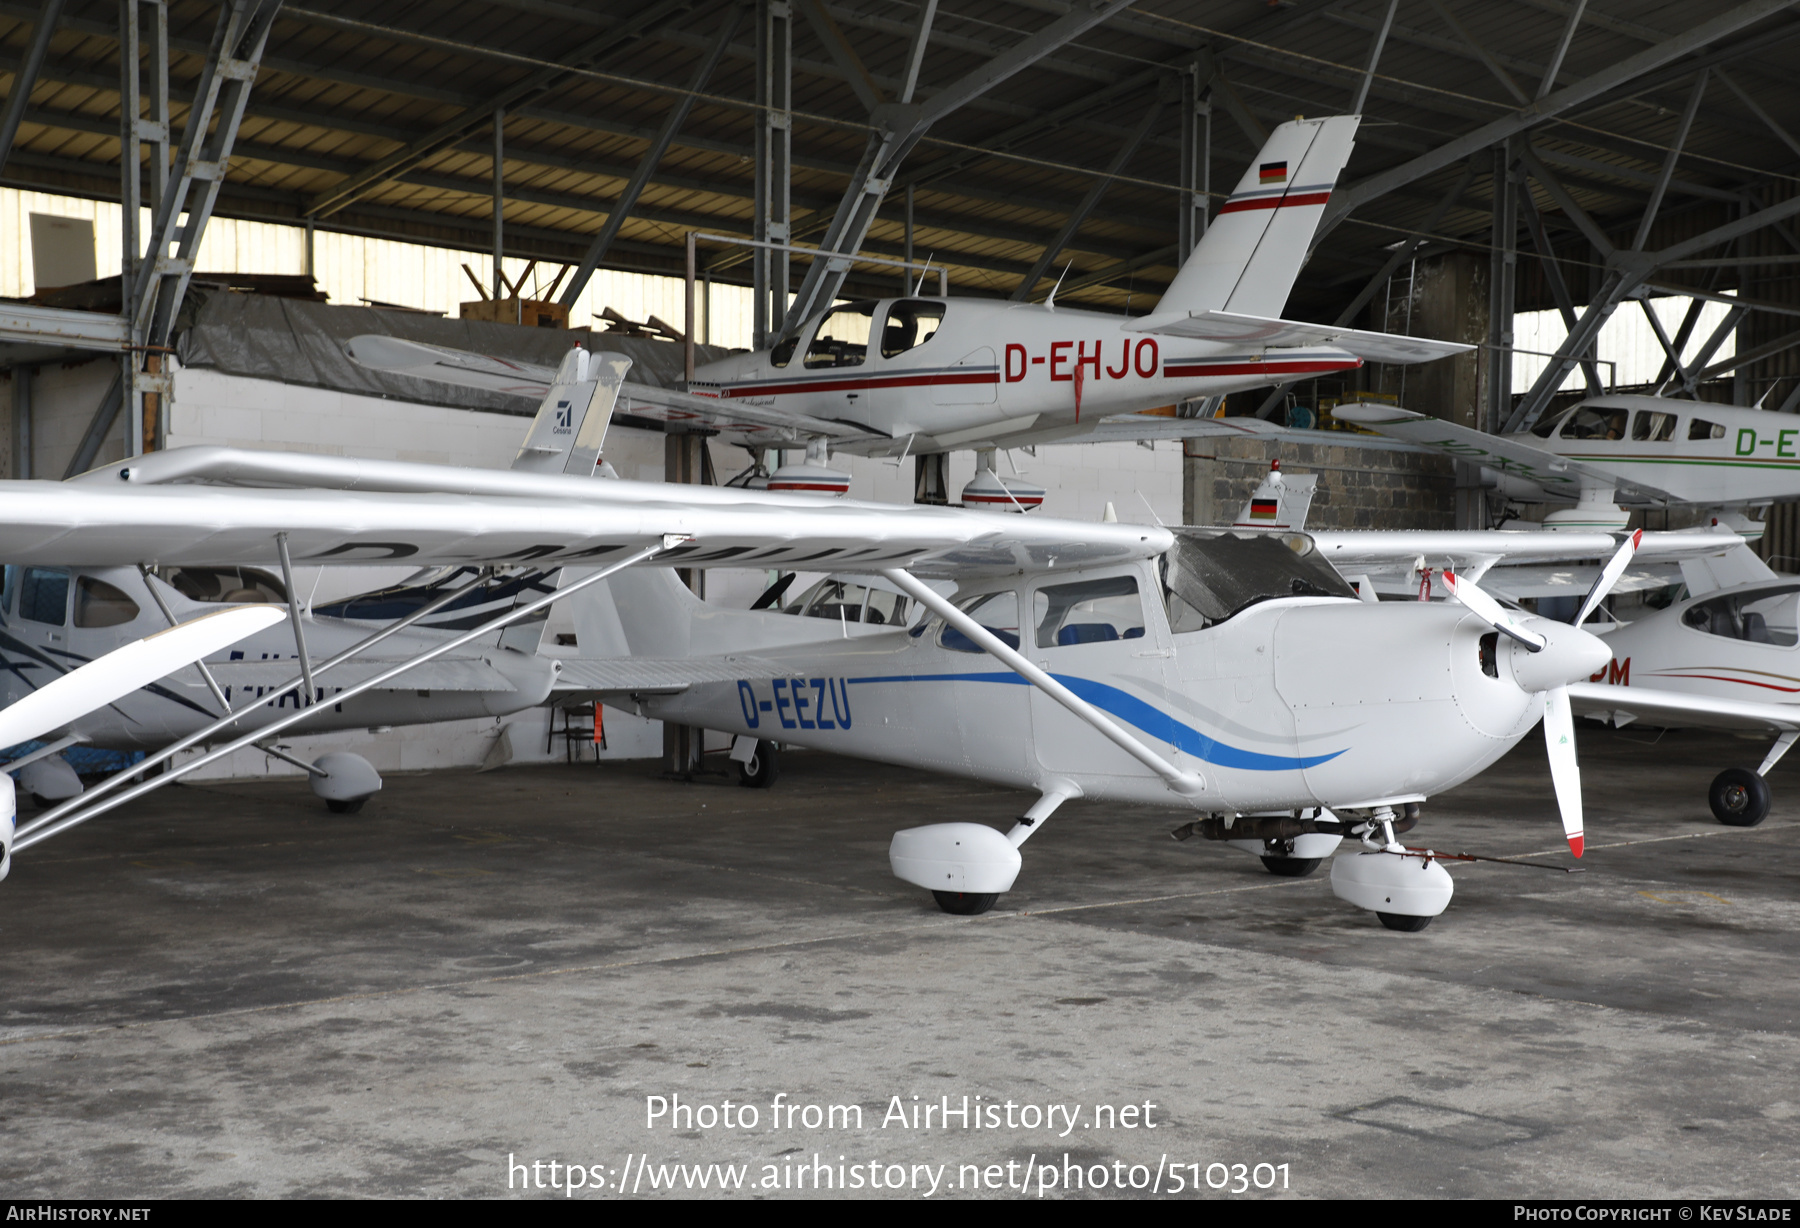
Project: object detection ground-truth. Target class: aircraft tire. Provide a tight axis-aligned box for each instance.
[1709,768,1771,827]
[326,797,367,815]
[737,741,780,789]
[1259,855,1323,878]
[1377,911,1433,932]
[932,890,998,916]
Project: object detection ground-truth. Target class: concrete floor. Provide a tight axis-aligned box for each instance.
[2,727,1797,1199]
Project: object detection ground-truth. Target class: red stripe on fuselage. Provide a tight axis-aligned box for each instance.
[721,371,997,398]
[1215,190,1332,217]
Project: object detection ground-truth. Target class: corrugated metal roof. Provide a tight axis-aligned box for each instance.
[0,0,1796,324]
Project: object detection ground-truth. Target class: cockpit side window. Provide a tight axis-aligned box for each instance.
[1681,585,1800,647]
[74,576,141,628]
[1631,410,1677,441]
[152,566,286,604]
[18,567,69,625]
[880,300,945,358]
[1033,576,1145,648]
[803,301,877,369]
[940,590,1018,653]
[1560,407,1629,440]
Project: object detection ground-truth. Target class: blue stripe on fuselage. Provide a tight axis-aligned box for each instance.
[846,672,1343,771]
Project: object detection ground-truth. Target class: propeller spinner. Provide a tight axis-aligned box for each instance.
[1442,532,1639,857]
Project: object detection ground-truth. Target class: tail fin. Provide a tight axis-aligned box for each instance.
[1230,460,1317,531]
[1156,115,1359,319]
[511,349,631,476]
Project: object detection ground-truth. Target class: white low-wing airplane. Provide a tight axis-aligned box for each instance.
[0,463,1640,930]
[1334,397,1790,534]
[1563,543,1800,827]
[345,115,1469,498]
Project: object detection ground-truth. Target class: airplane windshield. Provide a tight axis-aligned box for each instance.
[1162,529,1354,629]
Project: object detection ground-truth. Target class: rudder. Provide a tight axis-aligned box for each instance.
[1156,115,1359,320]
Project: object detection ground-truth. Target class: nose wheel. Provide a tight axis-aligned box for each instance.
[1377,911,1433,932]
[932,890,998,916]
[1259,855,1323,877]
[1709,768,1771,827]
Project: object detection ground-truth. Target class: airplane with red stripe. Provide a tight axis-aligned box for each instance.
[349,116,1470,495]
[683,114,1469,466]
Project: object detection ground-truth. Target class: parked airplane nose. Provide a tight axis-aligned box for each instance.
[1508,620,1613,694]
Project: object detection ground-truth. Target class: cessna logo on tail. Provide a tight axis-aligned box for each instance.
[555,399,573,432]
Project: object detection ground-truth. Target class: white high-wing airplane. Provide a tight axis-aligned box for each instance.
[1334,396,1793,534]
[1,604,285,880]
[0,346,637,814]
[345,115,1469,499]
[0,455,1641,930]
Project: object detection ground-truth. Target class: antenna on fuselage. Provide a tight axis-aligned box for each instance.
[1044,263,1073,311]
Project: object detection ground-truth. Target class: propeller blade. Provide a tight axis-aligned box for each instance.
[1442,570,1546,652]
[1574,528,1643,627]
[1543,685,1584,857]
[0,605,285,750]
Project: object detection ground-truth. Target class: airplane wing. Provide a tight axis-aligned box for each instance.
[203,657,523,693]
[1566,680,1800,734]
[0,480,1172,579]
[962,410,1431,455]
[345,334,884,446]
[1125,309,1474,365]
[1329,403,1684,502]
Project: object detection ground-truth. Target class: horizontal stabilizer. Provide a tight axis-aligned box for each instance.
[555,655,793,694]
[1127,309,1473,365]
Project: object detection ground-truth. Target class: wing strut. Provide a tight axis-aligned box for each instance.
[14,538,684,856]
[880,569,1206,798]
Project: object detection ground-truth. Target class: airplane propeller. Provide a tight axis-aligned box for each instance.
[1442,531,1641,858]
[1,605,286,882]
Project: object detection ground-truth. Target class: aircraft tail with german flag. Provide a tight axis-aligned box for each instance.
[1156,115,1359,320]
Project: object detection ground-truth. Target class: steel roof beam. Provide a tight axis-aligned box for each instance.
[1631,69,1707,252]
[779,0,1139,332]
[557,5,740,306]
[1011,101,1162,302]
[794,0,883,114]
[300,0,691,219]
[0,0,63,175]
[1320,0,1800,239]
